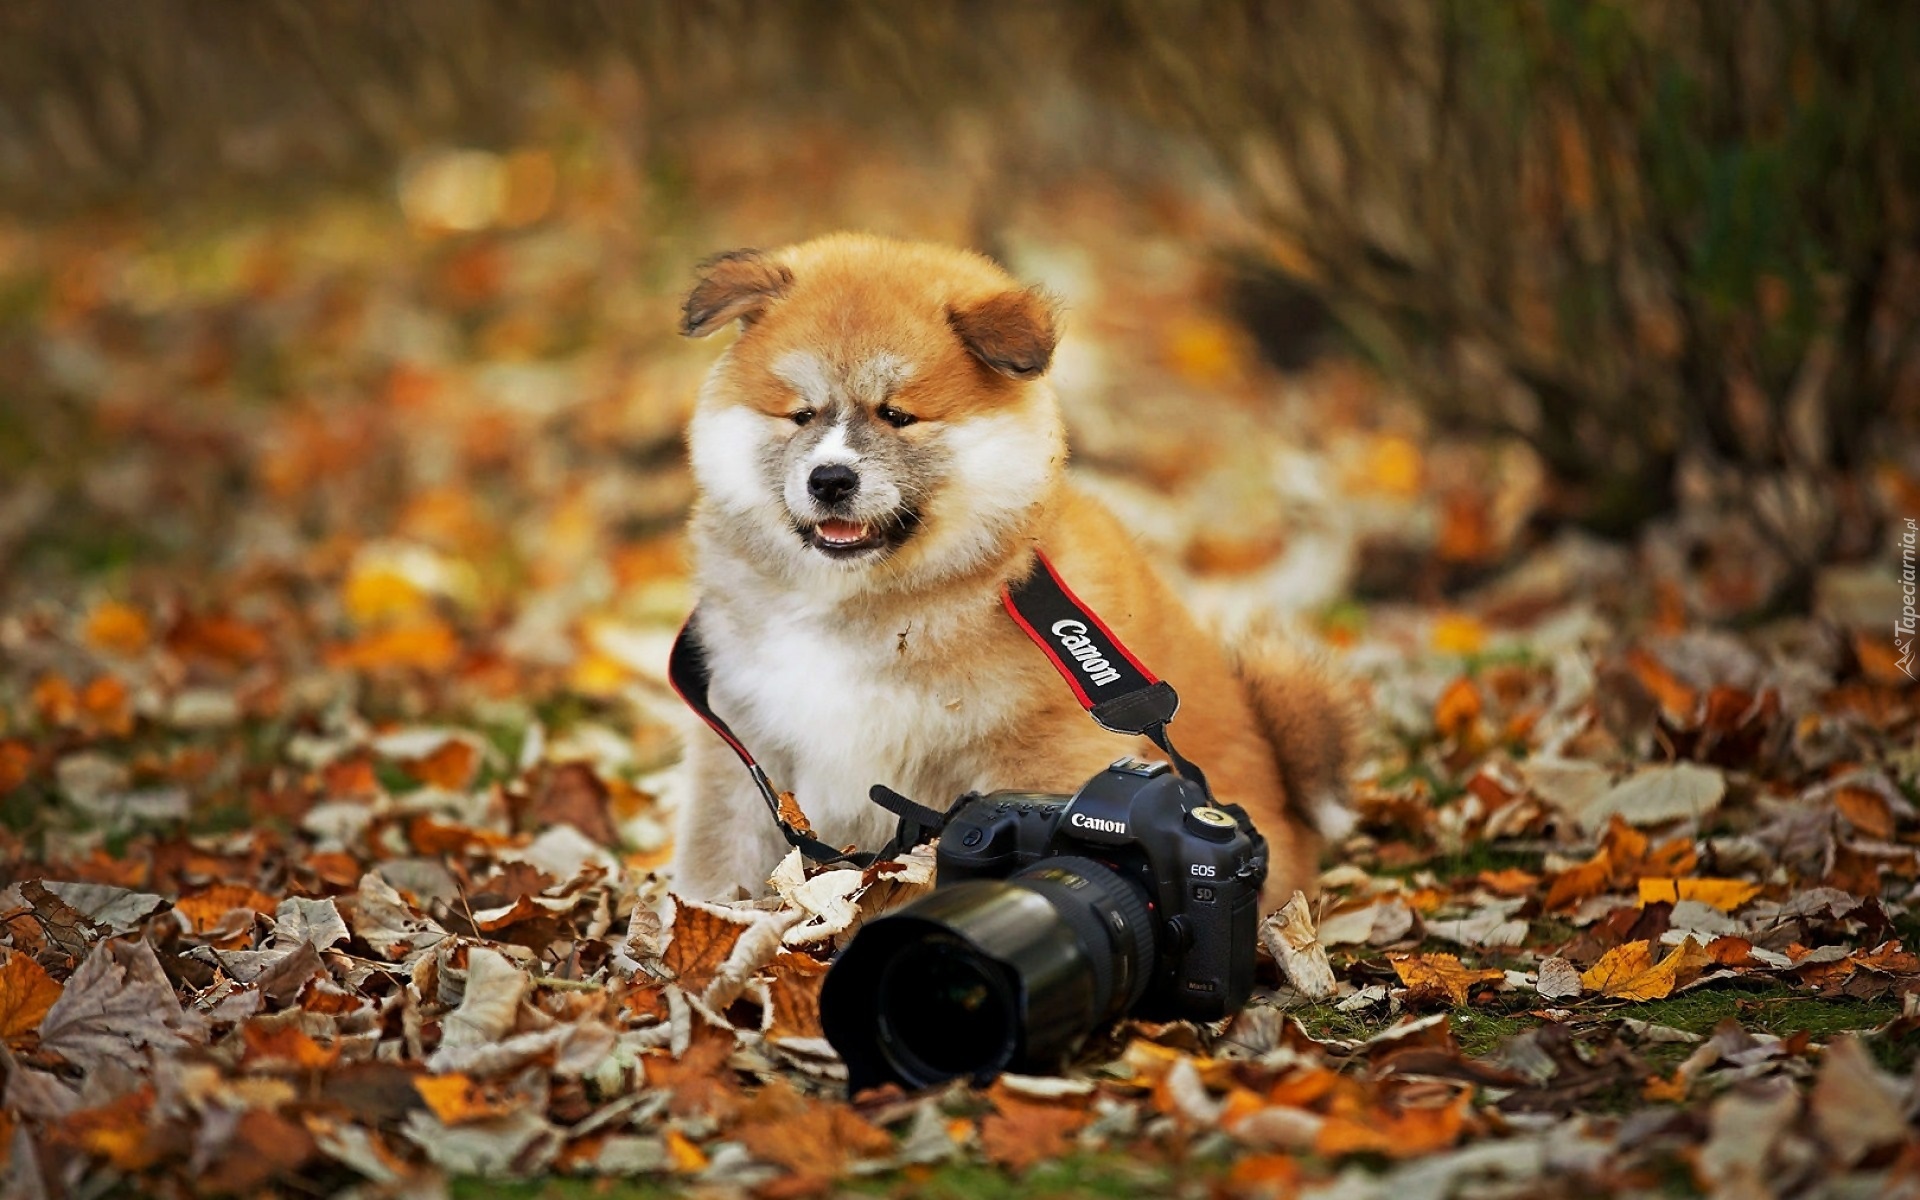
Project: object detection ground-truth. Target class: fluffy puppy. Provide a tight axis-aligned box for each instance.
[669,233,1352,909]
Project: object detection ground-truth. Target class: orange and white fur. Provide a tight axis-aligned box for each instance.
[669,234,1353,909]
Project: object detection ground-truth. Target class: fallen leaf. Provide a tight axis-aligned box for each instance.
[39,937,205,1069]
[661,898,755,994]
[1810,1037,1909,1164]
[1636,878,1761,912]
[735,1079,894,1195]
[1431,614,1488,655]
[765,951,830,1040]
[175,884,277,933]
[1534,956,1583,1001]
[1434,677,1482,739]
[404,739,479,790]
[1314,1092,1471,1159]
[775,791,817,838]
[1831,786,1896,840]
[1578,941,1654,995]
[413,1073,520,1125]
[0,739,31,792]
[242,1021,341,1070]
[83,601,151,655]
[1259,892,1337,1000]
[980,1085,1090,1172]
[1391,954,1504,1005]
[1577,763,1725,831]
[0,952,63,1040]
[1581,937,1711,1000]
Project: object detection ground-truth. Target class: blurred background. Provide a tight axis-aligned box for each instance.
[1,2,1916,836]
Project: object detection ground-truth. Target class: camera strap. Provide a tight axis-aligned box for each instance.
[1000,550,1215,804]
[667,549,1210,867]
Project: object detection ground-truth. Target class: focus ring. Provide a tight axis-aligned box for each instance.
[1010,855,1157,1019]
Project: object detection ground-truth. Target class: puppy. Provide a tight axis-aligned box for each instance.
[669,234,1353,910]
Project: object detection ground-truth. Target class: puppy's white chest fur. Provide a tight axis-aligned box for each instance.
[699,600,1014,846]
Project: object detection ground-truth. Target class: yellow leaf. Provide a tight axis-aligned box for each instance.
[1637,878,1761,912]
[414,1073,517,1125]
[1430,614,1487,656]
[1355,434,1423,498]
[1163,316,1246,385]
[328,619,460,672]
[343,563,429,624]
[1390,953,1504,1005]
[665,1128,708,1173]
[1579,941,1654,995]
[83,601,150,655]
[1582,937,1712,1001]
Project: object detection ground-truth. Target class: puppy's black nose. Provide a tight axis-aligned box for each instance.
[808,464,860,505]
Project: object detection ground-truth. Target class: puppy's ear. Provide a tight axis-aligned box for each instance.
[949,287,1060,380]
[682,249,793,337]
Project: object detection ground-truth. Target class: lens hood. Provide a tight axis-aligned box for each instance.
[821,857,1155,1092]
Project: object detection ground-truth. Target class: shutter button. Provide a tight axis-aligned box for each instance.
[1184,807,1239,843]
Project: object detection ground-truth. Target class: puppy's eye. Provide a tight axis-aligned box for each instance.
[877,405,917,429]
[789,409,816,427]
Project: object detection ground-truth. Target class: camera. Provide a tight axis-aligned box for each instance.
[819,756,1268,1092]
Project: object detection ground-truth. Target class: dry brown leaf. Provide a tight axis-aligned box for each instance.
[1259,891,1337,1000]
[58,1087,165,1171]
[0,952,63,1041]
[242,1020,341,1070]
[405,740,479,790]
[645,1025,742,1120]
[765,951,830,1040]
[735,1079,893,1196]
[1314,1092,1471,1159]
[0,739,32,793]
[175,884,277,934]
[1434,677,1482,739]
[980,1084,1090,1172]
[1627,647,1697,721]
[774,791,817,838]
[39,937,204,1068]
[661,899,754,994]
[1831,786,1896,840]
[1390,954,1504,1006]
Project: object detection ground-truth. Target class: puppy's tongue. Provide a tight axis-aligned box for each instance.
[817,519,869,546]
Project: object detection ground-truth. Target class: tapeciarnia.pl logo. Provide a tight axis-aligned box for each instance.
[1898,517,1917,681]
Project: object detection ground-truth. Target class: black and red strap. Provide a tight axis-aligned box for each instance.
[1001,551,1214,804]
[668,550,1212,866]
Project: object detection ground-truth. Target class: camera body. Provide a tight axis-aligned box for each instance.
[820,756,1269,1091]
[935,756,1266,1022]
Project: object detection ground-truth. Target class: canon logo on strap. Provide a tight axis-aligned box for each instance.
[1050,620,1123,688]
[1069,812,1127,834]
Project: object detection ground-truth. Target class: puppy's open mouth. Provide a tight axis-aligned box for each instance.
[798,511,919,559]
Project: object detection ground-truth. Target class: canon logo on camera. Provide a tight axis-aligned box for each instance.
[1069,812,1126,834]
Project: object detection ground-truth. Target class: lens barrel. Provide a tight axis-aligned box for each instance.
[820,855,1156,1091]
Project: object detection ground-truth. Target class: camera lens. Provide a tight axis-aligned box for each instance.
[873,936,1018,1083]
[820,856,1156,1092]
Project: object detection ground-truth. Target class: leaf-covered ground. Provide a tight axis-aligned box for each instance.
[1,117,1917,1198]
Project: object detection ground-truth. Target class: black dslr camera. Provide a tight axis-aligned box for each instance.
[820,757,1268,1092]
